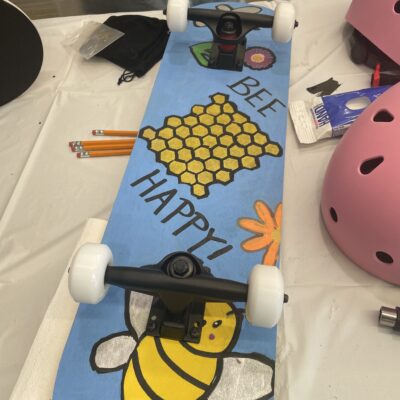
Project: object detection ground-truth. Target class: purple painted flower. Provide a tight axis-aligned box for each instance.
[244,47,276,70]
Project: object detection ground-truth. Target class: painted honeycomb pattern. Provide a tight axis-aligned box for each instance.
[140,93,282,198]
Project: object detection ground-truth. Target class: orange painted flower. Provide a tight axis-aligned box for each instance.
[238,200,282,265]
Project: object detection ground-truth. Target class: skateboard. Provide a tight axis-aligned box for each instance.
[54,2,295,399]
[0,0,43,106]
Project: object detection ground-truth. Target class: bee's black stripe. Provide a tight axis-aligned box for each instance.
[155,337,209,391]
[131,349,163,400]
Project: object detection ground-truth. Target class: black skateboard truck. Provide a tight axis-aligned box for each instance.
[164,0,297,71]
[69,244,287,343]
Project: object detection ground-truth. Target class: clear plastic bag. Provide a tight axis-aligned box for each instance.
[63,21,124,60]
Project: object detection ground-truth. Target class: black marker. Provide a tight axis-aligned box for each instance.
[379,306,400,332]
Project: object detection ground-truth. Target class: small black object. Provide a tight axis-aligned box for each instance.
[306,77,341,97]
[96,15,169,80]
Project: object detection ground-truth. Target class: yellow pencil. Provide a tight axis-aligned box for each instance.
[69,139,134,147]
[72,143,134,152]
[77,149,132,158]
[92,129,138,137]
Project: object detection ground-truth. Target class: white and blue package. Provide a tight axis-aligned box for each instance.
[289,86,391,144]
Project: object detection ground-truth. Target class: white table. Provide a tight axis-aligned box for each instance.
[1,2,399,399]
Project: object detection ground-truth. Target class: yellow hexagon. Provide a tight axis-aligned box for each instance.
[159,127,174,140]
[210,124,224,136]
[193,124,209,137]
[206,104,222,116]
[178,148,192,162]
[184,116,198,126]
[168,137,184,150]
[166,116,182,128]
[199,114,215,126]
[223,103,235,114]
[205,158,221,172]
[193,183,207,198]
[216,114,232,126]
[223,158,240,171]
[180,171,196,185]
[160,149,176,163]
[216,170,232,183]
[219,135,234,147]
[243,122,257,134]
[185,136,201,149]
[197,171,213,185]
[226,123,241,135]
[237,133,252,146]
[202,135,218,148]
[192,105,205,115]
[187,160,205,173]
[242,155,257,169]
[194,147,211,160]
[254,132,268,145]
[150,138,166,152]
[232,113,248,124]
[212,93,227,104]
[212,146,228,159]
[176,125,190,139]
[169,161,187,175]
[141,127,156,140]
[247,144,262,157]
[265,143,281,156]
[229,145,245,158]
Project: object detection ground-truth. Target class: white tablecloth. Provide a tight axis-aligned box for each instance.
[1,2,399,400]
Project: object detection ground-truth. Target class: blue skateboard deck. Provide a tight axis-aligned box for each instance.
[54,3,292,399]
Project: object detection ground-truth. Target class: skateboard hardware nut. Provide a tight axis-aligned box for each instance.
[167,255,195,278]
[147,321,157,332]
[379,306,400,332]
[284,294,289,303]
[190,327,201,338]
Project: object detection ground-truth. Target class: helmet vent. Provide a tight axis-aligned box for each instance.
[329,207,338,222]
[395,1,400,13]
[376,251,393,264]
[373,110,394,122]
[360,156,384,174]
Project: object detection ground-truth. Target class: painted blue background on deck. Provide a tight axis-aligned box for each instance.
[54,3,291,399]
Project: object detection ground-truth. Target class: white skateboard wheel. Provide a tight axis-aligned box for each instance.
[68,243,113,304]
[272,1,296,43]
[246,265,284,328]
[167,0,189,32]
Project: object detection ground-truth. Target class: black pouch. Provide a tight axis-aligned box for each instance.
[96,15,169,79]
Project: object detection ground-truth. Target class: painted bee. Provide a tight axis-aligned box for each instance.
[91,291,275,399]
[194,3,267,28]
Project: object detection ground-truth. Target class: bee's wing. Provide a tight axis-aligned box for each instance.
[91,332,137,372]
[127,290,153,339]
[209,355,274,400]
[233,5,263,14]
[195,4,264,28]
[195,4,232,27]
[216,4,232,12]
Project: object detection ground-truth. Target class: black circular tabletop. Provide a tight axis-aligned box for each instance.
[0,0,43,106]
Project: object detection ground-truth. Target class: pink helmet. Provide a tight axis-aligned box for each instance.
[321,82,400,285]
[346,0,400,65]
